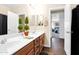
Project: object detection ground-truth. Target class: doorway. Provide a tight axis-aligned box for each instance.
[50,9,65,54]
[51,10,64,39]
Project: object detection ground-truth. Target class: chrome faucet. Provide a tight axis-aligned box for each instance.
[0,38,7,44]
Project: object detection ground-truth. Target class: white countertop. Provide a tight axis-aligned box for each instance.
[0,31,44,55]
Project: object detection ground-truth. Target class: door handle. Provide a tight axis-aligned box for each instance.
[71,31,74,34]
[66,31,71,33]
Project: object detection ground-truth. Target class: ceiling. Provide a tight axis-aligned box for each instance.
[2,4,27,8]
[1,4,66,9]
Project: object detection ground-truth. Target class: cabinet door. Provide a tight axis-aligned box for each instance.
[35,48,40,55]
[34,37,40,55]
[8,11,18,34]
[39,34,44,52]
[14,41,34,55]
[27,49,34,55]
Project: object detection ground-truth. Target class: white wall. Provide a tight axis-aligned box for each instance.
[30,4,65,47]
[9,5,28,16]
[0,5,10,15]
[25,4,50,47]
[59,11,64,38]
[2,4,49,47]
[27,4,46,16]
[8,11,19,34]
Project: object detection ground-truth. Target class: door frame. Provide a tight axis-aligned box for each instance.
[49,7,65,48]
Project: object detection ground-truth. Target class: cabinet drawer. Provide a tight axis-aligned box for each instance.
[35,48,39,55]
[40,40,44,46]
[27,49,34,55]
[35,45,39,51]
[14,41,34,55]
[40,46,43,53]
[35,37,40,45]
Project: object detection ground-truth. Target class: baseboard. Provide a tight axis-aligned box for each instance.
[59,38,64,40]
[44,45,51,48]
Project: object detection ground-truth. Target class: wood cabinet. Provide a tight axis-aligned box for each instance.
[34,33,45,54]
[39,34,44,53]
[14,33,45,55]
[27,49,34,55]
[13,41,34,55]
[34,37,40,55]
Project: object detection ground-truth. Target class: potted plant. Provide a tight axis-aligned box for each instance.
[19,18,23,24]
[24,17,30,36]
[25,17,29,24]
[18,18,24,32]
[24,24,30,36]
[18,24,23,32]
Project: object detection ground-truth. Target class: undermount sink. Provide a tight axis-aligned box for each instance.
[0,36,34,54]
[0,32,36,54]
[0,37,22,53]
[0,41,21,54]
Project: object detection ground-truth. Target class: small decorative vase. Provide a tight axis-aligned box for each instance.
[24,31,29,36]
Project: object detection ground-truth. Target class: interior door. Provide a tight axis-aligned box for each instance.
[8,11,19,34]
[64,5,72,55]
[71,5,79,55]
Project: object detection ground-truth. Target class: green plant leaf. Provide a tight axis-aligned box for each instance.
[18,24,23,32]
[19,18,23,24]
[24,25,30,31]
[25,17,29,24]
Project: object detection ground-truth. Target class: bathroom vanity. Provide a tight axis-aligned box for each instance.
[0,31,45,55]
[13,33,44,55]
